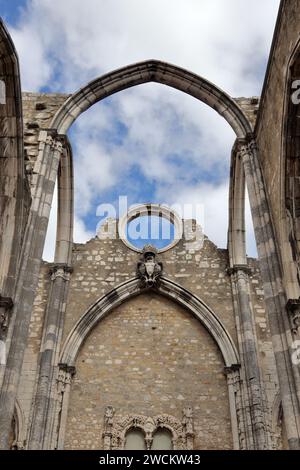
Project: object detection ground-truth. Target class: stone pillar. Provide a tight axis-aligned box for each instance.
[55,364,76,450]
[239,137,300,449]
[224,365,241,450]
[28,263,72,449]
[0,131,64,449]
[228,265,271,449]
[182,407,194,450]
[102,406,115,450]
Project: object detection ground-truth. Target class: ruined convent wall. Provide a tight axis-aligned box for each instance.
[255,0,300,259]
[16,226,279,448]
[14,87,278,450]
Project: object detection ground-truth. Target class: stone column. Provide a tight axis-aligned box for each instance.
[0,131,64,449]
[28,263,72,449]
[224,365,241,450]
[102,406,115,451]
[228,265,271,449]
[55,364,76,450]
[239,137,300,449]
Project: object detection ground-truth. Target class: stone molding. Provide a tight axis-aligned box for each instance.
[103,406,194,450]
[59,277,239,368]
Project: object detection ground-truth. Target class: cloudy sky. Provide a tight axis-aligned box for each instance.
[1,0,280,259]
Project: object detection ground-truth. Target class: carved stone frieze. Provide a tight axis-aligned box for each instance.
[49,264,73,282]
[102,407,194,450]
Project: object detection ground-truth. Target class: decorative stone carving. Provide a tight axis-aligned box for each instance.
[227,265,252,276]
[0,295,13,340]
[236,137,257,159]
[57,363,76,392]
[49,264,73,282]
[102,408,194,450]
[137,245,163,288]
[104,406,115,431]
[182,406,194,435]
[286,299,300,335]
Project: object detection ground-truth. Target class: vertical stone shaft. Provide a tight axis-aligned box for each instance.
[241,138,300,449]
[28,265,72,449]
[28,141,73,449]
[230,266,270,449]
[0,131,63,449]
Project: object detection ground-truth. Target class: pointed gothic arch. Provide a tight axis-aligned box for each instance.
[52,278,240,449]
[60,277,239,367]
[51,59,252,137]
[0,19,28,301]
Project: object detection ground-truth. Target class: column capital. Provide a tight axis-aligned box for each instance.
[57,363,76,377]
[49,263,73,281]
[0,295,13,309]
[232,133,256,153]
[286,299,300,334]
[224,364,241,375]
[227,265,252,276]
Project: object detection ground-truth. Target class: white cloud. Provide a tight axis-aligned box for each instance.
[9,0,280,94]
[42,184,94,261]
[8,0,280,257]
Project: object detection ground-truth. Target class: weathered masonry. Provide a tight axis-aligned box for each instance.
[0,0,300,450]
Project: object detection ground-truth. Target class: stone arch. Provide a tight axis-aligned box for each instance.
[60,277,239,368]
[106,412,186,450]
[49,59,255,285]
[57,279,239,449]
[51,59,252,137]
[0,19,28,300]
[8,57,299,450]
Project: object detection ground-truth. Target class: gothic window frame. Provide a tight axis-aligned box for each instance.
[102,407,194,450]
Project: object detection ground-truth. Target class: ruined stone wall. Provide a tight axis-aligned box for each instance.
[15,90,278,450]
[15,223,279,449]
[22,92,69,184]
[255,0,300,261]
[64,292,232,450]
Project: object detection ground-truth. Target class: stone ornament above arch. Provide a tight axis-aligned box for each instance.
[59,276,239,368]
[102,406,194,450]
[50,59,252,137]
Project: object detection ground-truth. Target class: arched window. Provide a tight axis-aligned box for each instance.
[151,428,173,450]
[124,428,146,450]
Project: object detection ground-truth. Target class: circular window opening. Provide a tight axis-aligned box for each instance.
[119,204,183,253]
[126,215,175,251]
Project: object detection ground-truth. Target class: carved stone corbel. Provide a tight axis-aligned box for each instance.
[57,363,76,393]
[226,265,252,277]
[286,299,300,335]
[137,245,163,288]
[49,264,73,282]
[0,295,13,341]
